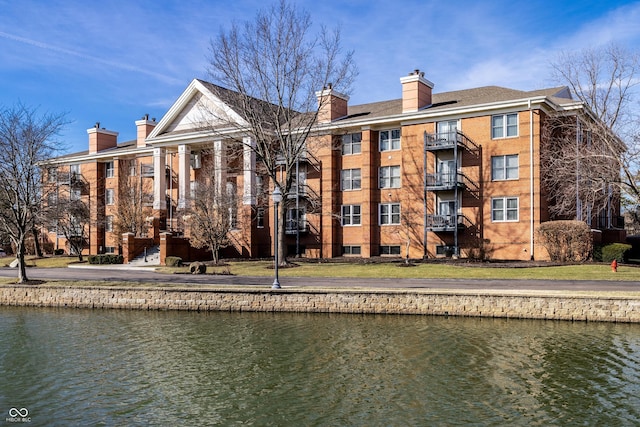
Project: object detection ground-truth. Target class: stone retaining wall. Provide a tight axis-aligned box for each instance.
[2,285,640,323]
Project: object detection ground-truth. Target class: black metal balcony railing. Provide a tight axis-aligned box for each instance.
[425,130,479,151]
[285,219,308,234]
[141,165,154,177]
[425,131,460,150]
[426,214,464,231]
[595,215,625,229]
[425,172,464,191]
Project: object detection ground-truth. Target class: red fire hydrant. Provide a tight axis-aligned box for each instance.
[611,259,618,273]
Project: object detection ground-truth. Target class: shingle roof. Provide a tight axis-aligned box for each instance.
[338,85,573,123]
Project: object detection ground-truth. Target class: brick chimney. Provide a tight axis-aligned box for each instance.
[316,83,349,123]
[135,114,157,148]
[87,122,118,154]
[400,69,434,113]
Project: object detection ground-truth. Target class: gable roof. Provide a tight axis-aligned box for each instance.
[339,85,574,124]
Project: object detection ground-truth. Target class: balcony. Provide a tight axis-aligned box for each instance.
[425,130,479,151]
[285,219,308,235]
[595,215,625,229]
[141,164,154,177]
[425,172,465,191]
[426,214,464,232]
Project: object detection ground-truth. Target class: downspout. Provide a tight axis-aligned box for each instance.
[529,100,534,260]
[423,131,428,259]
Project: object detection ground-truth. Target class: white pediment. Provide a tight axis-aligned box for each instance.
[147,79,247,141]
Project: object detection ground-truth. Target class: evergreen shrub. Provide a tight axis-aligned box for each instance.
[601,243,632,263]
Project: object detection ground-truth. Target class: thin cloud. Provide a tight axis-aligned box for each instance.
[0,30,183,85]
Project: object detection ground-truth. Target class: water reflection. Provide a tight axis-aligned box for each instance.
[1,307,639,426]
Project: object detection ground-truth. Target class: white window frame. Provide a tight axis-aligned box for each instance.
[379,129,401,152]
[105,215,113,232]
[491,154,519,181]
[341,133,362,155]
[105,188,114,205]
[379,203,401,225]
[105,161,114,178]
[492,113,518,139]
[492,197,519,222]
[379,166,401,189]
[256,207,265,228]
[341,204,361,226]
[341,168,361,191]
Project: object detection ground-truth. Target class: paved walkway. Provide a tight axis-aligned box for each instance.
[1,266,640,294]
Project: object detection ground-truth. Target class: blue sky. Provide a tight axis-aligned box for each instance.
[1,0,639,154]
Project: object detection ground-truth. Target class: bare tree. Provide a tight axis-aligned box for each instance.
[0,103,66,283]
[112,159,154,246]
[51,197,90,261]
[185,150,237,264]
[205,0,356,264]
[545,43,640,223]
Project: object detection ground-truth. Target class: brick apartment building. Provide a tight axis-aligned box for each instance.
[42,70,623,262]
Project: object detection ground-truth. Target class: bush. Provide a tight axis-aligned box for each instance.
[592,244,603,262]
[601,243,632,263]
[53,249,65,256]
[536,220,592,262]
[165,256,183,267]
[88,254,124,265]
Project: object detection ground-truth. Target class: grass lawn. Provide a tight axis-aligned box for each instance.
[1,255,637,282]
[0,255,84,269]
[165,260,640,282]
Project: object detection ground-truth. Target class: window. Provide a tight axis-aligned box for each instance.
[341,169,361,191]
[380,245,401,255]
[70,164,80,175]
[129,161,137,176]
[492,114,518,138]
[342,246,361,256]
[256,208,265,228]
[286,208,306,233]
[190,181,198,199]
[291,164,307,194]
[380,129,400,151]
[47,192,57,207]
[256,175,264,197]
[492,197,519,222]
[341,205,361,226]
[227,182,238,229]
[48,167,57,183]
[491,155,519,180]
[70,187,81,201]
[105,161,114,178]
[104,246,115,254]
[105,215,113,232]
[380,203,401,225]
[437,120,458,141]
[379,166,401,188]
[341,133,362,155]
[105,189,114,205]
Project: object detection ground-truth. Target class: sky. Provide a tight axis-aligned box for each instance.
[1,0,639,154]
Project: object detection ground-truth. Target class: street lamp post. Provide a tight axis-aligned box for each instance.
[272,186,282,289]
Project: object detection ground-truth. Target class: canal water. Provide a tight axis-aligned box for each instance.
[1,307,639,426]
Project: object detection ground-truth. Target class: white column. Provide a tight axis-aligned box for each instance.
[243,136,256,205]
[153,147,167,210]
[213,139,226,197]
[178,144,191,209]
